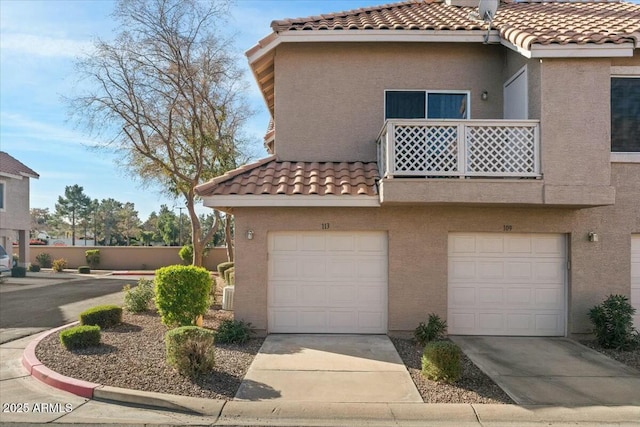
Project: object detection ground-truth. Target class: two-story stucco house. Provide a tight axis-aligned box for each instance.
[0,152,40,269]
[196,0,640,336]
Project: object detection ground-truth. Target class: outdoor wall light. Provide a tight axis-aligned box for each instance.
[246,230,254,240]
[481,90,489,101]
[588,232,599,242]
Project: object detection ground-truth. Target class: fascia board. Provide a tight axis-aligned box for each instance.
[201,195,381,208]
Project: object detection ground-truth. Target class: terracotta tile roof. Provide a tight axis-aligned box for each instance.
[0,152,39,179]
[270,0,640,49]
[195,156,379,197]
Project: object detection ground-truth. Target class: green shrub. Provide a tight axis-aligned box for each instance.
[28,264,41,272]
[35,253,52,268]
[85,249,100,268]
[59,325,101,350]
[165,326,215,377]
[178,245,193,265]
[216,261,234,276]
[215,319,254,344]
[52,258,67,272]
[11,266,27,278]
[588,294,639,350]
[78,265,91,274]
[421,341,461,383]
[155,265,212,327]
[224,266,235,284]
[414,313,447,346]
[123,278,155,313]
[228,269,235,286]
[79,305,123,328]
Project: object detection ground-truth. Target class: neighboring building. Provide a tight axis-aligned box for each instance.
[196,0,640,336]
[0,152,40,268]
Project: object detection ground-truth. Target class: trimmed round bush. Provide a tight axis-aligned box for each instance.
[123,278,155,313]
[78,265,91,274]
[216,261,234,277]
[421,341,461,383]
[155,265,212,327]
[28,264,41,272]
[79,305,123,328]
[165,326,215,377]
[60,325,101,350]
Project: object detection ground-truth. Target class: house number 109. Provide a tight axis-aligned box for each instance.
[322,223,330,230]
[503,225,513,232]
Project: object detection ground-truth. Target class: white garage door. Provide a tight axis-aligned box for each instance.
[448,233,566,336]
[268,231,387,333]
[632,235,640,329]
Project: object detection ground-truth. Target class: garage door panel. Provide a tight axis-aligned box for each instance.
[300,234,326,251]
[478,287,503,304]
[478,261,505,280]
[270,283,298,305]
[326,234,356,251]
[269,232,388,334]
[357,257,387,279]
[532,236,564,255]
[357,285,385,305]
[271,233,298,251]
[450,260,476,279]
[271,257,298,279]
[505,236,532,253]
[448,233,566,336]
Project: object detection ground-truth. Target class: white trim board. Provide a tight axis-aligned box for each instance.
[201,195,381,208]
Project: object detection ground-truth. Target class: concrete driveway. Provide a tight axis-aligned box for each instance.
[451,336,640,406]
[235,334,422,403]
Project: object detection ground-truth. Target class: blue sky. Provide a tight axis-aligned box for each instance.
[0,0,376,220]
[1,0,638,220]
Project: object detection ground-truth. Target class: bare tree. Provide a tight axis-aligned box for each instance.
[68,0,250,265]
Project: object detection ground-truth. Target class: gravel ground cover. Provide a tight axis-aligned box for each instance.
[35,308,264,400]
[579,341,640,371]
[390,338,513,404]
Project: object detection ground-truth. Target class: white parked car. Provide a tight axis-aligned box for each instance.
[0,245,11,274]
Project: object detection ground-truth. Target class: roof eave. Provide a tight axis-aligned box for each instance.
[201,194,381,209]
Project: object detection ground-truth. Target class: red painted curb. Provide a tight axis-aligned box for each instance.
[31,363,99,399]
[21,322,99,399]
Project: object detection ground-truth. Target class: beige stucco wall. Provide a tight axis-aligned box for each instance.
[232,162,639,337]
[274,42,505,162]
[0,176,30,231]
[28,246,229,271]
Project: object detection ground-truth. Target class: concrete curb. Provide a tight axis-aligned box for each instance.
[22,322,100,399]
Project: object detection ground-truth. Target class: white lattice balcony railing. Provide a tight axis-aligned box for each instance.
[377,119,541,179]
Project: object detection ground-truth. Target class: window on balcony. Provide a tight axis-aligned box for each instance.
[385,90,469,120]
[611,77,639,153]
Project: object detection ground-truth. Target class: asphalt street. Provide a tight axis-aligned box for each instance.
[0,274,130,344]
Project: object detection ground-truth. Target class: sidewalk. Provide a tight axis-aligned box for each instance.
[1,330,639,426]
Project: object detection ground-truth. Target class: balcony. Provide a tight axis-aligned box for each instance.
[377,119,541,179]
[376,119,615,207]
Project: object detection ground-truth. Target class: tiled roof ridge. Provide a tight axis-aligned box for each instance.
[271,0,422,30]
[0,151,39,178]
